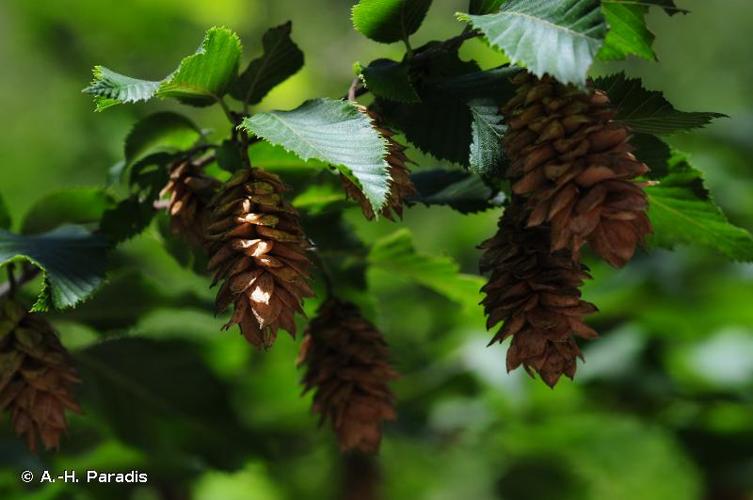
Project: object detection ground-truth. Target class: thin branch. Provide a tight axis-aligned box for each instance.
[0,265,40,299]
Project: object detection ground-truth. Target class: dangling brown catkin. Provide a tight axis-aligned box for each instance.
[160,158,220,248]
[340,106,416,220]
[479,200,598,387]
[502,72,652,267]
[298,298,397,453]
[0,300,81,451]
[206,168,314,349]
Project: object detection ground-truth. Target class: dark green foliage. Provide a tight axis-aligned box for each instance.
[595,72,726,134]
[352,0,434,43]
[230,22,304,105]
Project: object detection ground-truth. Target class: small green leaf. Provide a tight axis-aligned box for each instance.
[647,152,753,261]
[0,226,109,310]
[215,140,244,173]
[368,228,485,310]
[158,27,242,106]
[241,99,390,212]
[639,0,688,15]
[124,112,202,166]
[410,169,500,213]
[599,2,655,61]
[230,21,304,105]
[459,0,608,86]
[100,195,157,245]
[468,99,506,176]
[82,66,161,111]
[292,184,348,215]
[352,0,434,44]
[595,72,726,134]
[358,59,420,103]
[469,0,504,15]
[21,188,114,235]
[0,193,10,230]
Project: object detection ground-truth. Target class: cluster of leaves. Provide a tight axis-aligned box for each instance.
[1,0,753,478]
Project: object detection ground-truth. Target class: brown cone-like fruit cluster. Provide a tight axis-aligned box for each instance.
[298,298,397,453]
[160,158,220,248]
[206,168,314,349]
[480,201,598,387]
[341,106,416,220]
[0,300,81,452]
[503,72,652,267]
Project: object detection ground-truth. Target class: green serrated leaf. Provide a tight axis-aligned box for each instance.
[368,228,484,310]
[124,112,202,166]
[0,193,10,230]
[241,98,390,212]
[0,226,109,310]
[469,100,506,176]
[599,2,655,61]
[158,27,242,106]
[230,21,304,105]
[410,169,500,213]
[647,152,753,261]
[21,188,114,235]
[82,66,161,111]
[459,0,608,86]
[352,0,434,44]
[595,72,726,134]
[469,0,504,15]
[358,59,420,103]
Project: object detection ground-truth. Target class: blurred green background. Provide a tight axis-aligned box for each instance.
[1,0,753,498]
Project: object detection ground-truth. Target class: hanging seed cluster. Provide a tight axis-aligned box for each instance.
[206,168,314,349]
[480,72,652,386]
[0,300,80,452]
[340,106,416,220]
[298,298,397,453]
[160,158,221,248]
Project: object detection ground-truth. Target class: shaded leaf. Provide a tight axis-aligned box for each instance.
[82,66,160,111]
[459,0,607,86]
[426,65,519,104]
[647,152,753,261]
[595,72,726,134]
[631,133,670,179]
[215,139,244,173]
[99,195,157,245]
[230,21,304,105]
[241,98,390,212]
[409,169,500,213]
[124,112,202,166]
[599,2,655,61]
[0,226,109,311]
[469,100,506,176]
[469,0,504,15]
[21,188,114,235]
[352,0,434,44]
[358,59,420,103]
[76,337,248,470]
[368,228,484,310]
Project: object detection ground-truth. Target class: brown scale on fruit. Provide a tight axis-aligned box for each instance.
[160,158,220,248]
[503,72,652,267]
[0,300,81,452]
[479,201,598,387]
[297,298,397,453]
[206,168,314,349]
[340,106,416,220]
